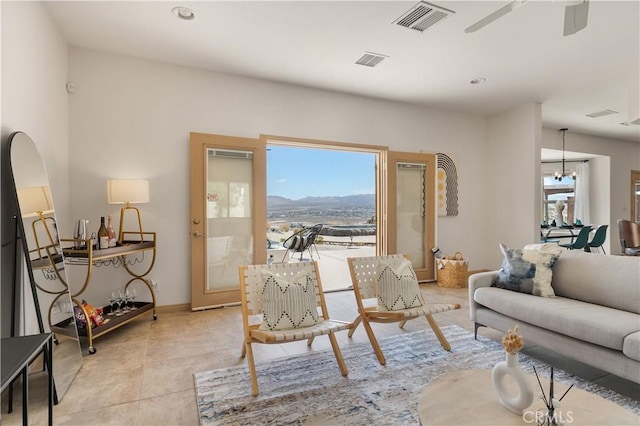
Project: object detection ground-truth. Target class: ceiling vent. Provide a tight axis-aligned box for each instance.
[585,109,619,118]
[355,52,389,67]
[392,1,455,33]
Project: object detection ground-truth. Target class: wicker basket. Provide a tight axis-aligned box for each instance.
[436,252,469,288]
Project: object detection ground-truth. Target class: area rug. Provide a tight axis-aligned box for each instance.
[194,325,639,425]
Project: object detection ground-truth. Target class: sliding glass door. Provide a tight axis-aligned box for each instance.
[190,133,437,309]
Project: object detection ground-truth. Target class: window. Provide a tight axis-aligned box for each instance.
[542,172,575,225]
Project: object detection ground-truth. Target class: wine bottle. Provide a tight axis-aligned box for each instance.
[106,215,116,247]
[97,216,109,249]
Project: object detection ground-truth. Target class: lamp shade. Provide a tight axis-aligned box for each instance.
[107,179,150,204]
[17,186,54,217]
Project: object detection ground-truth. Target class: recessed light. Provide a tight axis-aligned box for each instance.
[470,77,486,85]
[172,7,195,20]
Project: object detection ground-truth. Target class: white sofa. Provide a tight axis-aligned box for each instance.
[469,250,640,383]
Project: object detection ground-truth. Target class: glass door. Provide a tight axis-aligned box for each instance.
[385,151,436,281]
[190,133,266,310]
[206,149,252,291]
[632,170,640,222]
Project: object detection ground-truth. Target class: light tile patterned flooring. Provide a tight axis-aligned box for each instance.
[1,284,638,425]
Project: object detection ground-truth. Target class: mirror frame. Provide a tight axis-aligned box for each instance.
[8,131,83,401]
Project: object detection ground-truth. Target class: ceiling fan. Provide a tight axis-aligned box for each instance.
[465,0,589,36]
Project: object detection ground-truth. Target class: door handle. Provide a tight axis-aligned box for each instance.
[192,231,203,238]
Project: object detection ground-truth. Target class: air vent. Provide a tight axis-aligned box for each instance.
[393,1,454,32]
[209,149,253,159]
[355,52,389,67]
[586,109,619,118]
[620,118,640,126]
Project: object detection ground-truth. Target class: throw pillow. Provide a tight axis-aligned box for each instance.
[493,243,561,297]
[375,258,423,311]
[259,270,320,331]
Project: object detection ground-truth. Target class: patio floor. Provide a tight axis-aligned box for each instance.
[267,233,376,292]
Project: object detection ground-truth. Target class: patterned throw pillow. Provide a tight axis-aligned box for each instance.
[492,243,561,297]
[259,270,320,331]
[375,258,424,311]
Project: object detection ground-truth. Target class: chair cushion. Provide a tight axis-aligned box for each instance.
[284,235,308,251]
[492,243,560,297]
[550,251,640,314]
[474,287,640,351]
[375,258,423,311]
[259,270,320,331]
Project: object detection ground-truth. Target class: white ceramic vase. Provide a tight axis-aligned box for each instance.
[491,352,534,415]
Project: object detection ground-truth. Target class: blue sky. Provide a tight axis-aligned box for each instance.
[267,146,375,200]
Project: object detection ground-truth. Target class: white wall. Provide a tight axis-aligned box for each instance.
[590,156,611,251]
[12,3,630,310]
[541,128,640,254]
[484,103,542,265]
[1,1,69,335]
[67,48,492,306]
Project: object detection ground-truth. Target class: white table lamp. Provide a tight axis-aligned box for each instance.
[107,179,150,243]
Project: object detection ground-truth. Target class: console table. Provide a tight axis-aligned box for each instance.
[53,232,158,354]
[1,334,53,426]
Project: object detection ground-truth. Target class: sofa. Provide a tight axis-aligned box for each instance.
[469,249,640,384]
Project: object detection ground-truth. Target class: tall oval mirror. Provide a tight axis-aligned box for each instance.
[9,131,83,400]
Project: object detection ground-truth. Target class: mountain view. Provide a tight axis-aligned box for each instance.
[267,194,375,225]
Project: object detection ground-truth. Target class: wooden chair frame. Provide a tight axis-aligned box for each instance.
[238,261,349,395]
[347,254,461,365]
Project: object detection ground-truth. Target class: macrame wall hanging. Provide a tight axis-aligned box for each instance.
[436,153,459,216]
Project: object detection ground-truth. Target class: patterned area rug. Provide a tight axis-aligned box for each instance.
[194,325,639,425]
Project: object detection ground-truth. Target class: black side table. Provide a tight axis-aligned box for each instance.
[1,334,53,425]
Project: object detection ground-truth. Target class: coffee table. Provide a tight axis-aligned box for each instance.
[418,369,638,425]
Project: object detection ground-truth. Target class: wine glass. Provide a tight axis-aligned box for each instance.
[128,288,138,310]
[106,296,116,316]
[119,289,130,313]
[112,291,123,316]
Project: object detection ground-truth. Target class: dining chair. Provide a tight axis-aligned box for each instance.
[347,254,461,365]
[559,225,592,250]
[585,225,608,254]
[617,219,640,256]
[238,260,349,395]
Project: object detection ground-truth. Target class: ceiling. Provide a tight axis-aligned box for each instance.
[43,1,640,143]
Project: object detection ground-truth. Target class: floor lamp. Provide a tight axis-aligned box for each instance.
[17,186,56,259]
[107,179,150,243]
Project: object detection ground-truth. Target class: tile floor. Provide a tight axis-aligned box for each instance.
[1,284,638,425]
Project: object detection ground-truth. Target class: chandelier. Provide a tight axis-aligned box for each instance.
[554,128,576,181]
